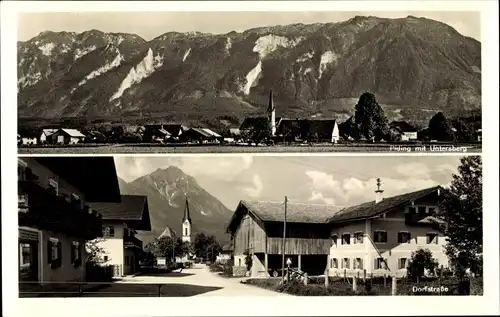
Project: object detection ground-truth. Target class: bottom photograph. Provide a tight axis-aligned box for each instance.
[17,155,483,297]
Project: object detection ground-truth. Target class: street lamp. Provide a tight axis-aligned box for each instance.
[286,258,292,268]
[286,258,292,282]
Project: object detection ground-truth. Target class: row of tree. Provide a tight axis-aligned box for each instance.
[143,232,222,264]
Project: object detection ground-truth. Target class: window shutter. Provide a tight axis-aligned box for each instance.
[47,240,52,263]
[71,244,75,263]
[57,242,62,266]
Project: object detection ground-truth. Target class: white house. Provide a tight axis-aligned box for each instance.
[390,121,418,141]
[327,183,447,278]
[39,129,58,144]
[18,157,121,284]
[90,195,151,276]
[51,129,86,144]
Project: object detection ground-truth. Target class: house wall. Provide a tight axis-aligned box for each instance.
[123,248,136,275]
[70,137,82,144]
[328,203,448,278]
[403,132,418,140]
[233,215,267,255]
[266,237,331,255]
[331,123,339,143]
[38,230,86,283]
[93,221,125,275]
[22,137,38,145]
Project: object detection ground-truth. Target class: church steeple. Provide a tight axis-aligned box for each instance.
[182,195,192,243]
[267,89,276,136]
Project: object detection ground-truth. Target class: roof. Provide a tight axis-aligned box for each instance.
[60,128,85,138]
[327,186,443,224]
[390,121,417,133]
[227,200,339,233]
[222,242,233,252]
[240,117,280,131]
[202,128,221,138]
[42,129,58,136]
[229,128,241,135]
[158,226,177,239]
[182,196,192,224]
[90,195,151,231]
[33,157,121,202]
[157,128,171,136]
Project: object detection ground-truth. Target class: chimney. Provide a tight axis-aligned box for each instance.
[375,178,384,203]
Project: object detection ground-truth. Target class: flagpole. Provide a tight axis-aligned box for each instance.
[282,196,288,283]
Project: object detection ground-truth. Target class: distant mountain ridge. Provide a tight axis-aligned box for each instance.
[117,167,233,245]
[18,15,481,124]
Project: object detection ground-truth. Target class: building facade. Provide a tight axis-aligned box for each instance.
[90,195,151,276]
[18,157,121,284]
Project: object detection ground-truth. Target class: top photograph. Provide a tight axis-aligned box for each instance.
[17,11,482,154]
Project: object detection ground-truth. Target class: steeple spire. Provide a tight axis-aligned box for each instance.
[267,89,275,113]
[267,89,276,137]
[183,195,192,224]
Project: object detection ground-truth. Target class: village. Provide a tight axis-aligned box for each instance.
[17,91,482,149]
[18,155,483,297]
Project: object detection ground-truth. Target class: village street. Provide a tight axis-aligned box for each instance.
[107,263,288,297]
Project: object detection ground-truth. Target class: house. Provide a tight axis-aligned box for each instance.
[476,129,482,142]
[277,119,339,143]
[50,129,86,144]
[226,200,336,277]
[20,136,38,145]
[143,124,188,142]
[39,129,58,144]
[180,127,221,143]
[390,121,418,141]
[90,195,151,277]
[327,184,447,278]
[216,243,233,263]
[18,157,121,284]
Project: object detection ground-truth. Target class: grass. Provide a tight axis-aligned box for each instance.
[18,142,481,154]
[243,276,483,296]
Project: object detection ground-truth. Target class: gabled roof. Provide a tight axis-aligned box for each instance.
[186,127,214,138]
[60,128,85,138]
[202,128,221,138]
[90,195,151,231]
[227,200,339,234]
[182,196,192,224]
[327,186,443,224]
[390,121,417,133]
[157,128,171,136]
[41,128,58,136]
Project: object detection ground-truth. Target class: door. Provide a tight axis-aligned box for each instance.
[19,241,38,281]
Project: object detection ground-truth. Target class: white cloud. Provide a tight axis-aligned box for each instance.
[309,191,335,205]
[243,174,263,198]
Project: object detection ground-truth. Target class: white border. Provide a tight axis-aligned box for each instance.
[2,1,499,317]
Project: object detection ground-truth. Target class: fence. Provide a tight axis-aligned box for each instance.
[283,268,475,296]
[19,281,169,297]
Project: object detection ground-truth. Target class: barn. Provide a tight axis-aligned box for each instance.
[226,200,336,277]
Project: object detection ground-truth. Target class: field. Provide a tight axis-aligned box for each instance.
[18,142,482,154]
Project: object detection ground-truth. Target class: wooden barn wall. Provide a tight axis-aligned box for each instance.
[233,214,266,254]
[265,222,331,239]
[266,237,331,255]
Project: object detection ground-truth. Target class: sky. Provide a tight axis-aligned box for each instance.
[114,155,464,210]
[18,11,481,42]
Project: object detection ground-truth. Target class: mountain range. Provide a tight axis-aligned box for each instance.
[18,15,481,126]
[117,166,233,245]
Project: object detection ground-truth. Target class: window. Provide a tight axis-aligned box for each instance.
[331,234,338,246]
[354,232,363,244]
[375,258,386,270]
[102,226,115,238]
[426,233,438,244]
[408,206,416,214]
[373,230,387,243]
[398,258,407,269]
[398,232,412,244]
[341,258,350,269]
[330,258,338,269]
[428,207,436,214]
[238,258,242,266]
[71,241,81,265]
[418,206,427,214]
[354,258,363,269]
[47,238,62,268]
[185,228,188,236]
[341,233,351,245]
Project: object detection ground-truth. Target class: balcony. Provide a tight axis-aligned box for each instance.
[124,234,143,250]
[18,180,103,240]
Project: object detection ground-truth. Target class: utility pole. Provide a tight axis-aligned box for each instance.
[281,196,288,283]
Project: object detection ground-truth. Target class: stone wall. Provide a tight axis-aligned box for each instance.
[232,266,247,277]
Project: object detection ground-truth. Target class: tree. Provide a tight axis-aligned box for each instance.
[85,238,109,264]
[353,92,389,141]
[439,156,482,277]
[428,112,455,141]
[453,119,474,142]
[193,232,221,261]
[407,248,438,281]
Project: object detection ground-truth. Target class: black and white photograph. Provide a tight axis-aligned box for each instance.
[18,155,483,297]
[16,10,482,154]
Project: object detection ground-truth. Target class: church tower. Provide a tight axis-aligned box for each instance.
[182,196,192,243]
[267,89,276,137]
